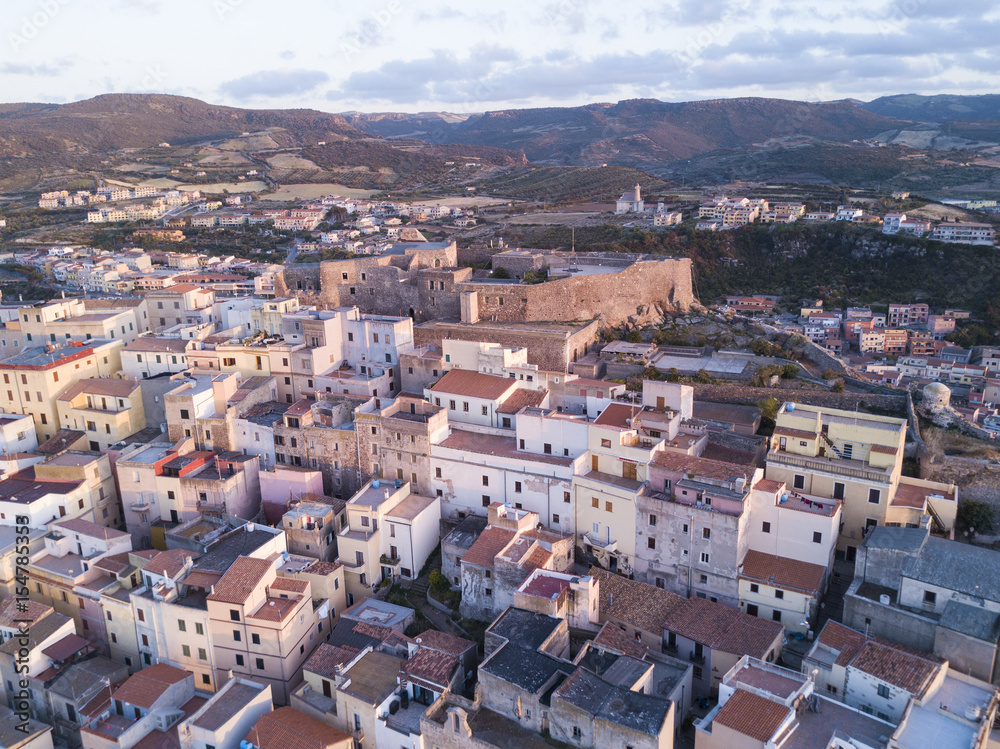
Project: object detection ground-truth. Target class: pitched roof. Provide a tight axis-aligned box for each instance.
[403,647,459,689]
[207,557,273,604]
[664,596,742,646]
[144,549,197,579]
[713,614,784,660]
[54,518,129,540]
[429,369,515,400]
[124,337,189,353]
[302,643,361,680]
[56,378,140,401]
[0,596,51,628]
[413,629,476,658]
[592,403,643,430]
[589,567,685,634]
[592,621,649,660]
[111,664,191,709]
[850,640,941,696]
[462,527,516,569]
[497,388,548,414]
[812,621,868,667]
[739,550,826,596]
[713,688,790,742]
[245,706,352,749]
[650,451,754,483]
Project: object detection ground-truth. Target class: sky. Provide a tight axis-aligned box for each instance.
[1,0,998,114]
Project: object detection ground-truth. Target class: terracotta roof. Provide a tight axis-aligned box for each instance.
[713,614,784,660]
[150,283,205,294]
[56,378,141,401]
[589,567,685,634]
[813,621,867,667]
[271,577,308,593]
[413,629,476,658]
[182,569,222,589]
[497,388,548,414]
[462,527,516,569]
[111,664,191,709]
[303,643,361,680]
[772,426,817,440]
[592,403,643,430]
[403,647,459,689]
[713,688,790,742]
[592,621,649,660]
[850,640,940,696]
[650,452,754,483]
[93,552,134,575]
[429,369,515,400]
[206,557,273,604]
[54,518,129,540]
[870,444,899,455]
[350,621,413,648]
[739,550,825,596]
[665,596,742,646]
[245,706,352,749]
[0,597,51,628]
[144,549,197,579]
[753,479,785,493]
[301,560,342,576]
[35,429,87,454]
[42,634,90,662]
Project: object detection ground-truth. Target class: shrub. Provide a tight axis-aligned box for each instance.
[832,380,845,393]
[429,569,449,593]
[781,363,799,379]
[491,266,510,279]
[958,500,994,536]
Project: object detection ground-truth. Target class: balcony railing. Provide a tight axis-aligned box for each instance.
[582,532,617,552]
[767,450,890,484]
[689,652,706,665]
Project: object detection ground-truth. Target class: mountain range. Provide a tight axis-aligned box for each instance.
[2,93,1000,194]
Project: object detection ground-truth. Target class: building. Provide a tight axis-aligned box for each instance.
[177,677,273,749]
[765,402,958,558]
[55,379,146,452]
[930,222,996,245]
[616,184,644,214]
[244,706,353,749]
[843,526,1000,686]
[888,304,929,328]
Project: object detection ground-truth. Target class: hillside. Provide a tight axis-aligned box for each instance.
[347,98,905,167]
[862,94,1000,122]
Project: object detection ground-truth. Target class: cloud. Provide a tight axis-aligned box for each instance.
[219,69,330,101]
[0,63,64,77]
[280,50,296,61]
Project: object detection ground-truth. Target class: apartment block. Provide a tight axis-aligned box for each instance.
[55,378,146,451]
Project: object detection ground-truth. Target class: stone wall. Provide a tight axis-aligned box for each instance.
[688,384,907,415]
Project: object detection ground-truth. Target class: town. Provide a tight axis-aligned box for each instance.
[0,186,997,749]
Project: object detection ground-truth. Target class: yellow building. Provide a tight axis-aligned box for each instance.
[766,403,957,560]
[56,378,146,451]
[0,340,123,442]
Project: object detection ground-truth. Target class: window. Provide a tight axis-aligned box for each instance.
[543,443,552,455]
[137,609,145,622]
[256,658,265,670]
[462,401,469,412]
[449,400,456,410]
[772,611,782,622]
[647,537,656,549]
[198,648,207,661]
[877,684,890,699]
[179,409,189,420]
[230,610,240,622]
[649,514,656,527]
[605,501,613,512]
[482,495,490,507]
[564,491,571,503]
[700,552,709,563]
[514,481,521,493]
[177,620,186,632]
[747,603,759,616]
[682,523,689,534]
[702,527,711,540]
[762,521,771,533]
[833,482,845,500]
[813,531,822,544]
[923,590,937,606]
[868,488,881,504]
[435,467,442,478]
[235,654,245,666]
[793,474,805,490]
[600,438,611,448]
[775,590,784,600]
[195,623,203,635]
[552,514,560,524]
[233,630,241,642]
[750,583,760,593]
[182,645,191,657]
[482,475,489,486]
[573,727,582,740]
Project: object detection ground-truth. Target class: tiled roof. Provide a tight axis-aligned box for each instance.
[462,527,516,569]
[271,577,309,593]
[850,640,941,696]
[592,621,649,660]
[181,569,222,589]
[144,549,197,579]
[93,552,134,575]
[54,518,129,540]
[303,643,361,680]
[739,550,825,596]
[664,596,742,646]
[413,629,475,657]
[813,621,867,667]
[301,560,342,576]
[111,663,190,709]
[753,479,785,493]
[206,557,273,604]
[245,706,352,749]
[497,388,548,414]
[403,647,458,689]
[0,597,51,628]
[772,426,817,440]
[650,452,754,482]
[713,688,790,742]
[713,615,784,660]
[589,567,685,634]
[56,378,141,401]
[592,403,643,430]
[429,369,515,400]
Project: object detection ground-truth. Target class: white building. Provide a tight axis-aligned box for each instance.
[616,184,645,214]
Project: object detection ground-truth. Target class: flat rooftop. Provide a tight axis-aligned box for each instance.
[893,676,994,749]
[438,428,573,467]
[122,444,175,464]
[384,493,437,522]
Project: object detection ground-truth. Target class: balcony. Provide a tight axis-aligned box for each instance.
[582,532,617,553]
[689,652,706,665]
[767,449,891,484]
[130,498,152,512]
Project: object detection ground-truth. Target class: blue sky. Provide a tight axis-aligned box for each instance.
[2,0,998,112]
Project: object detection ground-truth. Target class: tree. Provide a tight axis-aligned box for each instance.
[958,500,994,536]
[757,396,780,422]
[695,369,712,383]
[491,266,510,279]
[781,363,799,379]
[666,368,680,383]
[832,380,845,393]
[625,329,643,343]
